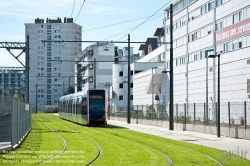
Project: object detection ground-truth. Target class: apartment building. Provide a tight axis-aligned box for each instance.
[25,17,82,105]
[0,67,25,96]
[134,0,250,110]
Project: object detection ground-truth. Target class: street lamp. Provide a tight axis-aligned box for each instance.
[206,53,220,137]
[152,67,158,118]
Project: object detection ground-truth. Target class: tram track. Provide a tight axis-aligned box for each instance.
[95,128,172,166]
[107,124,224,165]
[62,125,103,166]
[36,117,68,165]
[37,114,223,165]
[97,126,225,166]
[44,115,102,166]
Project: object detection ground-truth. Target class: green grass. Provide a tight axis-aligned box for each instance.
[1,113,249,165]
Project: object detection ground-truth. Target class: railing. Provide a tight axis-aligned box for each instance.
[109,102,250,139]
[0,96,32,153]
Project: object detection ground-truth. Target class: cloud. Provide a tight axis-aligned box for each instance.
[0,0,73,19]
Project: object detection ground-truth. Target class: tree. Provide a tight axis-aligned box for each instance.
[144,105,156,119]
[67,86,75,95]
[13,93,26,102]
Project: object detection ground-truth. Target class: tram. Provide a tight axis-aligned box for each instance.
[58,89,107,125]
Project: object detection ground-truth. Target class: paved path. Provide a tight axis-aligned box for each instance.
[108,120,250,160]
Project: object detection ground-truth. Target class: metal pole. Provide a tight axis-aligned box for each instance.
[204,102,205,125]
[244,101,247,130]
[68,77,70,93]
[169,4,174,130]
[127,34,131,124]
[108,85,110,120]
[194,103,196,125]
[94,58,96,89]
[217,54,220,137]
[184,103,186,131]
[36,84,37,114]
[63,80,65,95]
[26,35,29,103]
[228,102,231,128]
[152,68,154,120]
[206,51,208,125]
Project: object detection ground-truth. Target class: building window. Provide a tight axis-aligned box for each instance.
[208,1,215,11]
[216,0,222,7]
[188,30,200,42]
[119,83,123,88]
[201,5,207,15]
[216,21,223,30]
[47,25,51,29]
[119,95,123,100]
[200,51,205,59]
[130,83,133,88]
[88,50,93,55]
[130,95,133,100]
[233,11,242,24]
[119,71,123,77]
[223,41,232,52]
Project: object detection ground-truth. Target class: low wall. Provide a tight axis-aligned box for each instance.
[110,116,250,140]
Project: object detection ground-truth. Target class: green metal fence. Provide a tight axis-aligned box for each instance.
[0,96,31,152]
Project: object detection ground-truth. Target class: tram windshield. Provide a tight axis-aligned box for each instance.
[89,91,105,112]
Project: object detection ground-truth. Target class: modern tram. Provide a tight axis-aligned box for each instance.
[58,89,107,125]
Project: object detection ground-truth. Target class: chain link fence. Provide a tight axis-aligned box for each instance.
[0,96,31,153]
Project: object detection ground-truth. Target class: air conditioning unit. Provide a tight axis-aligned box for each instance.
[209,67,213,72]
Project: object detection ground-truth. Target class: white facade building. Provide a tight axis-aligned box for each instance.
[112,45,164,109]
[79,43,115,91]
[132,0,250,115]
[25,17,82,105]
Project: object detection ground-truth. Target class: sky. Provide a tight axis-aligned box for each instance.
[0,0,172,67]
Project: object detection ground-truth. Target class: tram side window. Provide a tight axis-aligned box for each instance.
[76,99,81,115]
[81,98,87,115]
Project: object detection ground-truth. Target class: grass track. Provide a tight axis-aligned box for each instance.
[1,113,250,166]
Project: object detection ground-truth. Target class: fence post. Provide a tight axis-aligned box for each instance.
[215,102,217,127]
[162,104,163,121]
[228,102,231,128]
[184,103,186,131]
[244,101,247,130]
[176,103,178,123]
[204,102,205,125]
[194,103,196,125]
[136,105,138,124]
[11,98,14,147]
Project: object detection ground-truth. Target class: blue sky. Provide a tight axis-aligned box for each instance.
[0,0,171,67]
